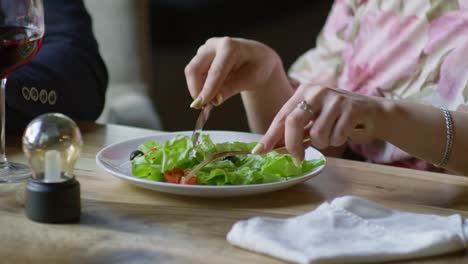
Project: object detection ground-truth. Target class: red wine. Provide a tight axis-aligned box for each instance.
[0,26,43,78]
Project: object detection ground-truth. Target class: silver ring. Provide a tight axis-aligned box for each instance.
[298,100,314,115]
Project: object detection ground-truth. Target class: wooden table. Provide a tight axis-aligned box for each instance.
[1,123,468,264]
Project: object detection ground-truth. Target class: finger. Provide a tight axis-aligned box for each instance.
[209,75,240,107]
[254,88,306,153]
[256,85,327,153]
[304,120,314,131]
[285,107,315,161]
[185,48,215,101]
[198,38,237,106]
[330,106,357,147]
[214,69,249,104]
[309,96,343,149]
[349,119,374,144]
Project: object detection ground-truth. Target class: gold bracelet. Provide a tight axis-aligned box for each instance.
[436,108,454,167]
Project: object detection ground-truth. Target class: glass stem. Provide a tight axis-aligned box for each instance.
[0,78,8,167]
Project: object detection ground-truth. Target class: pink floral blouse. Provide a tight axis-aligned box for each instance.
[289,0,468,171]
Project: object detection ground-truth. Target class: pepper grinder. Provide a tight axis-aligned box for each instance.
[22,113,83,223]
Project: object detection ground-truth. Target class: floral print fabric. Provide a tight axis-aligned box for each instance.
[289,0,468,171]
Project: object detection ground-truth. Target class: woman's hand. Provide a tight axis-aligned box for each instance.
[185,37,282,109]
[253,84,390,162]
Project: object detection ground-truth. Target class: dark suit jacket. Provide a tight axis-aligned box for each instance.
[6,0,108,132]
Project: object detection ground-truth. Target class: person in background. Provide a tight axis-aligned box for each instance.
[6,0,107,132]
[184,0,468,175]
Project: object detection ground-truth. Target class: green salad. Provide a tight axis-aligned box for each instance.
[131,134,325,185]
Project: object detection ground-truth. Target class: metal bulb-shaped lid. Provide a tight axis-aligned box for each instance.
[22,113,83,182]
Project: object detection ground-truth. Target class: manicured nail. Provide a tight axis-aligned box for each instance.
[251,143,264,154]
[293,157,302,167]
[214,94,224,106]
[190,97,204,109]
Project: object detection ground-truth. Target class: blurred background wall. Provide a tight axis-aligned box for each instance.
[85,0,162,129]
[84,0,333,132]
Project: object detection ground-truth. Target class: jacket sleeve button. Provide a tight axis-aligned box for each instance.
[22,87,31,101]
[39,89,48,104]
[30,87,39,102]
[48,90,57,105]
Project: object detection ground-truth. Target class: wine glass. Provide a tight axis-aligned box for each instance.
[0,0,44,183]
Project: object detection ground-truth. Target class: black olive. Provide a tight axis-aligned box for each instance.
[222,156,237,162]
[130,150,144,161]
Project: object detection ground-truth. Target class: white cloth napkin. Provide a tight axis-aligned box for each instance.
[227,196,468,264]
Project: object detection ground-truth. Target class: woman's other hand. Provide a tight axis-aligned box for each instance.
[185,37,281,109]
[253,84,391,162]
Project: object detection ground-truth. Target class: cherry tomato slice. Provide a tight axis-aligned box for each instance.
[181,176,197,185]
[164,168,184,184]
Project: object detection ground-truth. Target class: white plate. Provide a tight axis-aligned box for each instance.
[96,131,326,197]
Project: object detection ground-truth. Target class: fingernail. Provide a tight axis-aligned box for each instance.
[293,157,302,167]
[190,97,204,109]
[251,143,264,154]
[213,94,224,106]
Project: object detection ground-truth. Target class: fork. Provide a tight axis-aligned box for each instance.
[191,104,214,146]
[185,124,367,180]
[185,138,313,180]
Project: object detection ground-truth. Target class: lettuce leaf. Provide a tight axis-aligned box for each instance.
[132,134,325,185]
